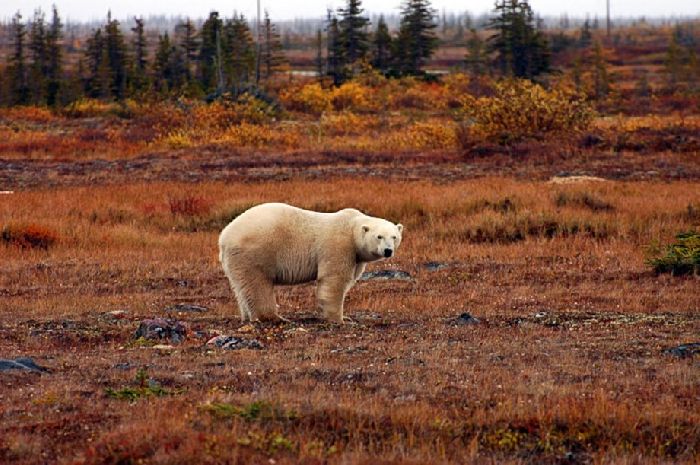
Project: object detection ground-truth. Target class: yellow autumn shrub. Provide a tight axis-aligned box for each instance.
[460,79,595,144]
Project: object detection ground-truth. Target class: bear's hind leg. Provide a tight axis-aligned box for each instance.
[240,270,285,322]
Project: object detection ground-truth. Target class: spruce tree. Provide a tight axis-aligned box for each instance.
[326,11,344,85]
[465,28,485,76]
[371,15,392,73]
[8,12,30,105]
[665,34,682,92]
[224,14,256,88]
[29,9,48,104]
[130,17,148,93]
[175,18,198,83]
[315,29,324,80]
[261,11,286,81]
[393,0,438,76]
[46,6,63,106]
[198,11,224,92]
[592,41,610,99]
[338,0,370,65]
[579,18,592,48]
[104,12,128,99]
[487,0,550,79]
[153,33,185,93]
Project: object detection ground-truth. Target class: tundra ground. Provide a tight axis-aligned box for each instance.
[1,175,698,464]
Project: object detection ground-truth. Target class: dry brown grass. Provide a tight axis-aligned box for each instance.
[1,178,698,464]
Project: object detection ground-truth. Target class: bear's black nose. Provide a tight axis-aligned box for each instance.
[384,248,393,258]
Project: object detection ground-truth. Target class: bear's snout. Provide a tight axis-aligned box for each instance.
[384,248,393,258]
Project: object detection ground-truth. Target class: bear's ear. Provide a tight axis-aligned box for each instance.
[397,223,404,234]
[361,225,370,234]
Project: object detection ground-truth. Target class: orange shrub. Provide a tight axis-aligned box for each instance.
[1,223,59,249]
[279,83,332,115]
[330,82,373,112]
[460,79,595,144]
[320,112,379,136]
[383,120,457,150]
[0,106,56,123]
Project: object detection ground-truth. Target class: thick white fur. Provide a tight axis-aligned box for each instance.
[218,203,403,323]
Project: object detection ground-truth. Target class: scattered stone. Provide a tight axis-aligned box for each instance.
[206,335,264,350]
[449,312,481,326]
[664,342,700,359]
[534,311,548,319]
[152,344,176,351]
[0,357,48,373]
[99,310,129,322]
[548,175,608,184]
[359,270,412,281]
[423,261,449,271]
[134,318,187,344]
[114,362,132,370]
[166,303,207,313]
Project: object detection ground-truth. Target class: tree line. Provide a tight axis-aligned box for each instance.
[15,0,687,106]
[1,8,285,105]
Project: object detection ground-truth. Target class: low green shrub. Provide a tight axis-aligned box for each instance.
[646,232,700,276]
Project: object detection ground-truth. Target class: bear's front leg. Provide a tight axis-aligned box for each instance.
[316,275,352,323]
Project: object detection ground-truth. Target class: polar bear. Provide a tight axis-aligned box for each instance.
[218,203,403,323]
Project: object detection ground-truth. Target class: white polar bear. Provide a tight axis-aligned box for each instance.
[218,203,403,323]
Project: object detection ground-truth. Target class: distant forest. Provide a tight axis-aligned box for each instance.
[0,0,698,106]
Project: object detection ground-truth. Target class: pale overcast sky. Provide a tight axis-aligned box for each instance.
[1,0,698,22]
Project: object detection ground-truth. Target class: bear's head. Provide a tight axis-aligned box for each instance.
[355,217,403,262]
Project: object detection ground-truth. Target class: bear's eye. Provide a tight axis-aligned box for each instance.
[377,235,383,240]
[391,236,396,240]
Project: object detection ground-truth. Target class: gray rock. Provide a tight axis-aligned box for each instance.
[423,261,449,271]
[0,357,48,372]
[206,335,264,350]
[134,318,187,344]
[664,342,700,358]
[450,312,481,326]
[166,304,208,313]
[359,270,412,281]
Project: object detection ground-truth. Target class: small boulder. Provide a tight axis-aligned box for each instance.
[423,262,449,271]
[0,357,48,373]
[449,312,481,326]
[359,270,412,281]
[206,335,264,350]
[664,342,700,359]
[134,318,187,344]
[166,304,207,313]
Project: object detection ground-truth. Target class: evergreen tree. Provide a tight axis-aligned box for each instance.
[592,41,610,99]
[130,17,148,93]
[260,11,286,81]
[315,29,324,80]
[153,32,185,93]
[326,11,344,85]
[665,34,682,92]
[224,14,256,88]
[198,11,224,92]
[579,18,592,48]
[8,12,29,105]
[338,0,370,65]
[104,12,128,98]
[393,0,438,76]
[465,28,486,75]
[46,6,63,106]
[175,18,198,82]
[28,9,48,104]
[371,15,392,73]
[85,29,111,99]
[487,0,550,79]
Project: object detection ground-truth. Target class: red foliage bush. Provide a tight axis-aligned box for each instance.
[1,223,59,249]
